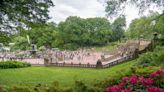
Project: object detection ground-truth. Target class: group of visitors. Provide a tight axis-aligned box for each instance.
[47,48,95,62]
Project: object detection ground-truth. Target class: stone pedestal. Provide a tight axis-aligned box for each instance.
[44,58,49,66]
[96,59,103,69]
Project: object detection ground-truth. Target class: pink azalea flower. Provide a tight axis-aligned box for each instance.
[150,70,164,78]
[150,72,157,78]
[106,85,122,92]
[129,76,138,85]
[142,78,154,86]
[159,88,164,92]
[122,89,131,92]
[122,77,129,83]
[148,87,160,92]
[156,70,164,76]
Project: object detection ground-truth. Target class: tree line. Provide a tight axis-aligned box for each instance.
[10,16,126,50]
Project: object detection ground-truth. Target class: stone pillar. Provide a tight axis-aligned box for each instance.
[96,59,103,69]
[44,58,49,66]
[101,55,105,61]
[133,48,139,58]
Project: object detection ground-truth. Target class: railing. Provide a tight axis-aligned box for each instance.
[44,54,134,69]
[102,55,133,68]
[46,62,96,68]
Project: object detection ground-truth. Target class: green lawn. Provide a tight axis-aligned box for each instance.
[0,61,135,87]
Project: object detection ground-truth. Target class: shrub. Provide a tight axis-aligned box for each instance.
[105,70,164,92]
[136,47,164,67]
[136,52,157,67]
[0,61,31,69]
[156,51,164,64]
[11,86,32,92]
[75,80,87,92]
[93,74,126,90]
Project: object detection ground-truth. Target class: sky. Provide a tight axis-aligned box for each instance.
[48,0,145,26]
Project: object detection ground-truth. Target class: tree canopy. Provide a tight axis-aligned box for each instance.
[111,15,126,41]
[54,16,113,50]
[126,13,164,42]
[11,16,126,50]
[0,0,54,32]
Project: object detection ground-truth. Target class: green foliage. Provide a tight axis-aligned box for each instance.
[12,23,57,50]
[75,80,102,92]
[27,23,56,48]
[95,42,119,52]
[12,36,29,50]
[0,61,31,69]
[111,16,126,41]
[0,0,54,31]
[0,32,11,45]
[55,16,113,49]
[137,52,157,67]
[127,13,164,40]
[130,66,159,76]
[63,43,79,50]
[0,61,135,87]
[10,15,128,50]
[136,46,164,67]
[0,61,161,92]
[75,80,88,92]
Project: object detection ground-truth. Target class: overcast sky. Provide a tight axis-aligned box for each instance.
[48,0,141,26]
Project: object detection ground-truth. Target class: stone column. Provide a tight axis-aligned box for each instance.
[96,59,103,69]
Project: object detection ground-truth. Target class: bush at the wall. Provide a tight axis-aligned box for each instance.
[0,61,31,69]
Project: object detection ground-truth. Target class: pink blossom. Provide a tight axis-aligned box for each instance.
[122,77,129,83]
[159,88,164,92]
[150,72,157,78]
[139,77,154,86]
[148,87,160,92]
[119,82,125,89]
[129,76,138,85]
[150,70,164,78]
[122,89,131,92]
[106,85,122,92]
[156,70,164,76]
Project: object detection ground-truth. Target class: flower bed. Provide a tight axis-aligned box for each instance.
[106,70,164,92]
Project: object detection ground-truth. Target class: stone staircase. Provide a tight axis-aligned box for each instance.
[101,40,151,64]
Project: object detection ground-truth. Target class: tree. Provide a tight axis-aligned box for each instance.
[0,0,54,32]
[12,22,57,50]
[0,31,11,45]
[56,16,112,49]
[105,0,164,17]
[127,13,163,39]
[128,17,153,39]
[13,36,29,50]
[111,16,126,41]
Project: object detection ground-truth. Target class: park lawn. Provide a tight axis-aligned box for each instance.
[0,61,135,87]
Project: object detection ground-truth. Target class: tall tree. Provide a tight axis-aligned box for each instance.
[111,16,126,41]
[56,16,112,49]
[0,0,54,32]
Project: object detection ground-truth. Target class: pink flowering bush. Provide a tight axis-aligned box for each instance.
[106,70,164,92]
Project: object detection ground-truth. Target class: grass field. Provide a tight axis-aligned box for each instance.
[0,61,135,87]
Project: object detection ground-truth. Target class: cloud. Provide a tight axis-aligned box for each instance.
[48,0,105,23]
[48,0,161,26]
